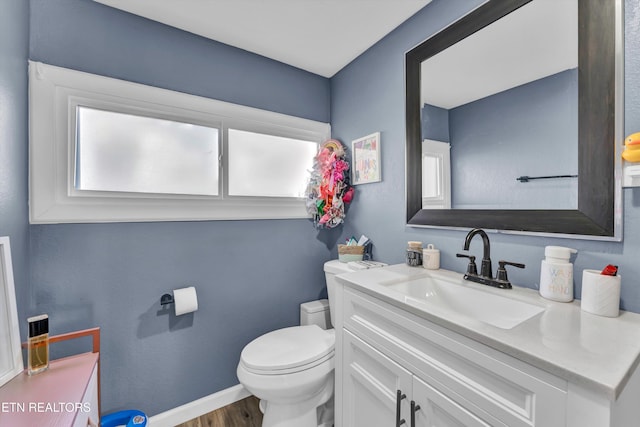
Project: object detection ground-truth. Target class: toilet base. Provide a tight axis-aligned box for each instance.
[259,397,334,427]
[260,377,334,427]
[317,395,334,427]
[261,401,319,427]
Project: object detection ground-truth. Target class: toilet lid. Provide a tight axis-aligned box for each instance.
[241,325,335,372]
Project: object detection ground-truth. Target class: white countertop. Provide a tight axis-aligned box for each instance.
[336,263,640,400]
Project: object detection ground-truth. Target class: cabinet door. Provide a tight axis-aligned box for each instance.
[343,330,413,427]
[412,375,507,427]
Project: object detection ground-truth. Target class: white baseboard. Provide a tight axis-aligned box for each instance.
[148,384,251,427]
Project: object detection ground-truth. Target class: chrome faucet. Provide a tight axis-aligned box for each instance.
[456,228,525,289]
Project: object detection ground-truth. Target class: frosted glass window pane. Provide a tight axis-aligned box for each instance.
[228,129,317,197]
[76,106,219,196]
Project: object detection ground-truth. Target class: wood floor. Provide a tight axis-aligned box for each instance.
[175,396,263,427]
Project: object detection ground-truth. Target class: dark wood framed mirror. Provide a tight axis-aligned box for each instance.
[405,0,623,239]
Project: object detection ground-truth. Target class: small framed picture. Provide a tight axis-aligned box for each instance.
[352,132,381,185]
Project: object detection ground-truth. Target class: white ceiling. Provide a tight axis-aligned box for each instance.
[93,0,432,78]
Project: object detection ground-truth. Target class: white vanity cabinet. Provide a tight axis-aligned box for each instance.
[338,287,565,427]
[332,264,640,427]
[335,282,640,427]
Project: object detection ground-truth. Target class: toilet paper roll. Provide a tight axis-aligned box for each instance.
[173,286,198,316]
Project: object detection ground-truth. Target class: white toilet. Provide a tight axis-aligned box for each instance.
[236,260,353,427]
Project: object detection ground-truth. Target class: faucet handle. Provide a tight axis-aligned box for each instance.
[496,260,525,282]
[456,253,478,276]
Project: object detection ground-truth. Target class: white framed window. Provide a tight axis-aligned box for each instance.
[28,61,330,223]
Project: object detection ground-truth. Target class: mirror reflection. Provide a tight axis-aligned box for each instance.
[421,0,578,210]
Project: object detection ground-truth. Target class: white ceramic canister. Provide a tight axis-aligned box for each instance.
[581,269,621,317]
[422,244,440,270]
[539,246,577,302]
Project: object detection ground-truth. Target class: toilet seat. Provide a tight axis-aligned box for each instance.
[240,325,335,375]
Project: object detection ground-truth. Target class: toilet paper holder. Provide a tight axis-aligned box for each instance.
[160,293,174,306]
[160,286,198,316]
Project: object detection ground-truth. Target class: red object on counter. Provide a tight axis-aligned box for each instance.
[601,264,618,276]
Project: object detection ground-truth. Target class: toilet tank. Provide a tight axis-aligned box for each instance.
[300,299,331,329]
[299,260,357,330]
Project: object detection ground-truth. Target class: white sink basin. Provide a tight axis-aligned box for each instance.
[383,274,544,330]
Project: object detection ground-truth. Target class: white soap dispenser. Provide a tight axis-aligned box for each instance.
[539,246,578,302]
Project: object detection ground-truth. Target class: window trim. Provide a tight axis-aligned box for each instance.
[28,61,330,224]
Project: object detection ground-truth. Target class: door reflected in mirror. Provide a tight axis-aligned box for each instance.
[422,140,451,209]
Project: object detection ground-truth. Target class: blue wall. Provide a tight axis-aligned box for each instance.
[0,0,30,335]
[421,103,450,142]
[449,69,578,209]
[24,0,335,416]
[332,0,640,310]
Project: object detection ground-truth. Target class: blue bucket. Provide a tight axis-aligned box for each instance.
[101,409,147,427]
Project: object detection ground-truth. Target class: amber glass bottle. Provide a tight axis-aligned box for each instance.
[27,314,49,375]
